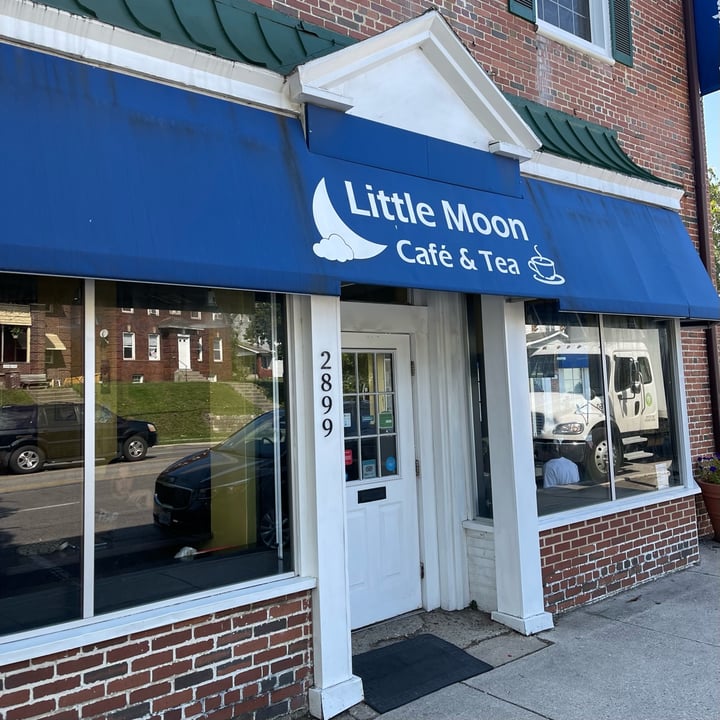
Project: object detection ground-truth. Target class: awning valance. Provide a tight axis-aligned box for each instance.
[0,307,31,327]
[1,43,717,321]
[45,333,67,351]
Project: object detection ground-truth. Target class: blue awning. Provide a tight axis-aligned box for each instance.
[1,43,718,321]
[0,43,334,296]
[522,179,720,320]
[693,0,720,96]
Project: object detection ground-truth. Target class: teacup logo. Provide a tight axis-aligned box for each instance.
[528,245,564,285]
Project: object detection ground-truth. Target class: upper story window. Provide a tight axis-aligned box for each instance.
[539,0,591,40]
[509,0,633,66]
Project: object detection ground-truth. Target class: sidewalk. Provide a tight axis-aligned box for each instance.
[337,538,720,720]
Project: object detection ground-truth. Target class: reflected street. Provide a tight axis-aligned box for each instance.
[0,443,208,549]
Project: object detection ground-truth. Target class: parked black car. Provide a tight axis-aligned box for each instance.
[0,402,158,474]
[153,411,287,548]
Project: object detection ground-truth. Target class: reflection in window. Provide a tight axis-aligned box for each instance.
[148,333,160,361]
[1,322,29,363]
[0,275,84,634]
[0,275,291,635]
[122,331,135,360]
[94,285,290,614]
[526,302,680,516]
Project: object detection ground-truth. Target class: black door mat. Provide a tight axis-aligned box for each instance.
[352,633,493,714]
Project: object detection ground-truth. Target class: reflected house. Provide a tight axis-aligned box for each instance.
[0,301,78,388]
[235,338,280,380]
[96,307,235,383]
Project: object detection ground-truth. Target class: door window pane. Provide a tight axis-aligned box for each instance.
[342,351,399,481]
[0,275,84,634]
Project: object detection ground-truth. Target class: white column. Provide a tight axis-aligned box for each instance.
[298,295,362,719]
[482,296,553,635]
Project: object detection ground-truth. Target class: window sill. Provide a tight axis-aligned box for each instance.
[0,574,316,665]
[537,485,701,532]
[464,485,702,534]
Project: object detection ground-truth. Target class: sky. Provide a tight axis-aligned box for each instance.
[704,91,719,173]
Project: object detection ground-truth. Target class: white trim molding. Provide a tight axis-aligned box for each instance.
[0,0,297,114]
[522,152,685,210]
[289,10,542,158]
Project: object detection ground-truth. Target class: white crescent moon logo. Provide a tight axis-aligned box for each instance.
[311,178,387,262]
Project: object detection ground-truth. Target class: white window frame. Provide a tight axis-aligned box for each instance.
[213,337,223,362]
[148,333,160,361]
[191,311,201,319]
[0,282,307,667]
[147,308,159,316]
[122,331,135,360]
[537,0,613,64]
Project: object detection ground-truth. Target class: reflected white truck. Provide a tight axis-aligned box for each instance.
[528,340,667,482]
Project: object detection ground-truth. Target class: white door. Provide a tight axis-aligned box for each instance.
[177,334,191,370]
[342,333,421,629]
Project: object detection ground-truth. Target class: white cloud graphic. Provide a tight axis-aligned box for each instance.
[313,233,355,262]
[312,178,387,262]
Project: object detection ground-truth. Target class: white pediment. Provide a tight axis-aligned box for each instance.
[287,10,540,160]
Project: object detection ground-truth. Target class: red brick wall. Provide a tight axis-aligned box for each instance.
[696,493,715,538]
[540,498,700,614]
[0,592,313,720]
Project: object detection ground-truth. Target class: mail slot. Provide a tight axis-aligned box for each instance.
[358,487,387,503]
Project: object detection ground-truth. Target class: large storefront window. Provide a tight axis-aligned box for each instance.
[0,274,291,635]
[526,302,680,515]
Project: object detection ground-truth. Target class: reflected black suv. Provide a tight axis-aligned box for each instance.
[0,402,158,474]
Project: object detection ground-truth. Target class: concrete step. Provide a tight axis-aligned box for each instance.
[624,450,655,461]
[25,388,82,403]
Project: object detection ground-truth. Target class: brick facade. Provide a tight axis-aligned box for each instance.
[0,592,313,720]
[540,498,700,614]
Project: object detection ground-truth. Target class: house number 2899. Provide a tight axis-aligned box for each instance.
[319,350,334,437]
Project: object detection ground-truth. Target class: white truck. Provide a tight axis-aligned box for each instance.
[528,337,668,483]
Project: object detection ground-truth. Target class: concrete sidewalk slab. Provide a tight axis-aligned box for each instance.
[331,539,719,720]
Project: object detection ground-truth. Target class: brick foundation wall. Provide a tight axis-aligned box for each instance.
[540,499,700,614]
[0,591,313,720]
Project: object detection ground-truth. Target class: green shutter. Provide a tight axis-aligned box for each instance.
[610,0,633,66]
[508,0,536,23]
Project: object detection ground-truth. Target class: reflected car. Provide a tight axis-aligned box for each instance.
[0,402,158,474]
[153,411,287,548]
